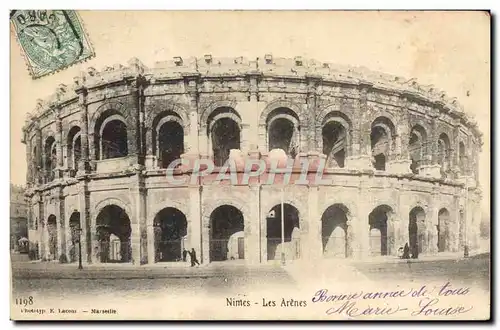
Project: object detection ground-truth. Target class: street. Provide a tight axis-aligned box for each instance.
[11,253,490,299]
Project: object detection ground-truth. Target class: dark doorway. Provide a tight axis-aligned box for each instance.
[95,205,132,263]
[209,205,244,261]
[153,208,188,262]
[266,203,300,260]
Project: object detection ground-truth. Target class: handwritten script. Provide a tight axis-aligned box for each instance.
[311,282,473,318]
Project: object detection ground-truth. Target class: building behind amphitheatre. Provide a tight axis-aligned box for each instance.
[21,55,483,266]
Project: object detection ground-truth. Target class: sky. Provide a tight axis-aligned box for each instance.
[9,11,490,211]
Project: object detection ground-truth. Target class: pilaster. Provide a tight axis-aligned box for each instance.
[245,184,261,264]
[304,184,322,260]
[189,185,203,263]
[129,169,147,265]
[77,180,90,263]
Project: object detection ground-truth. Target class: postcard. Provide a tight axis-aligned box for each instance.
[10,10,490,321]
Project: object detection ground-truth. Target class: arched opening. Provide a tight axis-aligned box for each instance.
[459,142,467,175]
[368,205,394,256]
[266,203,300,260]
[438,208,450,252]
[44,137,56,182]
[409,207,426,257]
[438,133,451,178]
[95,205,131,263]
[267,108,300,158]
[157,121,184,168]
[371,117,395,171]
[67,126,81,173]
[68,211,81,263]
[321,204,350,258]
[208,108,241,167]
[209,205,244,262]
[46,214,58,258]
[153,208,188,262]
[100,119,128,160]
[409,125,427,174]
[322,121,347,168]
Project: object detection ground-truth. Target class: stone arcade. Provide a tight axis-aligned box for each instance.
[22,55,483,265]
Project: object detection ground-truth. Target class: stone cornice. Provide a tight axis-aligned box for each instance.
[22,55,483,143]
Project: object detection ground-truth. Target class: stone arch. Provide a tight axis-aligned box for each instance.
[259,99,306,128]
[265,107,301,158]
[91,108,129,161]
[144,101,189,131]
[153,207,188,262]
[203,198,249,222]
[94,203,132,263]
[93,197,132,225]
[438,132,452,177]
[409,206,427,256]
[66,125,81,171]
[261,196,306,222]
[200,100,239,130]
[371,116,397,170]
[437,207,451,252]
[207,107,242,166]
[316,104,354,128]
[320,111,352,167]
[148,200,190,226]
[208,204,245,262]
[321,203,352,258]
[368,204,396,256]
[152,113,185,168]
[46,214,58,258]
[265,202,301,261]
[89,101,129,135]
[409,124,429,173]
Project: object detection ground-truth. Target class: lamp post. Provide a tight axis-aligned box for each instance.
[281,187,285,266]
[74,226,83,270]
[463,179,469,258]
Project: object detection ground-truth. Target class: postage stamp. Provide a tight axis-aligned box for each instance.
[10,10,94,79]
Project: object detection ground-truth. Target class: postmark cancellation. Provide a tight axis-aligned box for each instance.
[10,10,94,79]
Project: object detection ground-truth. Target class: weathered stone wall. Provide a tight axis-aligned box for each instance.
[22,56,483,265]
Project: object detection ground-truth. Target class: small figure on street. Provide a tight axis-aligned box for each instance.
[189,248,200,267]
[411,243,419,259]
[402,243,410,259]
[397,246,403,258]
[182,248,188,262]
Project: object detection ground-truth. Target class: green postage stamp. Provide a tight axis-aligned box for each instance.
[10,10,94,79]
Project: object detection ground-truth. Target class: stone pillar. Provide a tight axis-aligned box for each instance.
[55,190,65,259]
[428,186,439,255]
[187,98,199,155]
[37,195,46,258]
[306,76,319,152]
[240,123,251,154]
[304,185,322,260]
[144,128,155,169]
[53,111,64,179]
[77,181,90,263]
[355,182,371,259]
[398,187,411,248]
[35,125,43,184]
[129,171,146,265]
[245,184,261,264]
[189,186,203,263]
[420,116,441,178]
[25,137,32,184]
[76,88,90,174]
[127,79,141,164]
[147,223,155,264]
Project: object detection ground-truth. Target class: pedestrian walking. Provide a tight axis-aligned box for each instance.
[402,243,410,259]
[182,248,188,262]
[189,248,200,267]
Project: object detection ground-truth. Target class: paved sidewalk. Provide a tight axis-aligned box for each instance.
[11,260,286,280]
